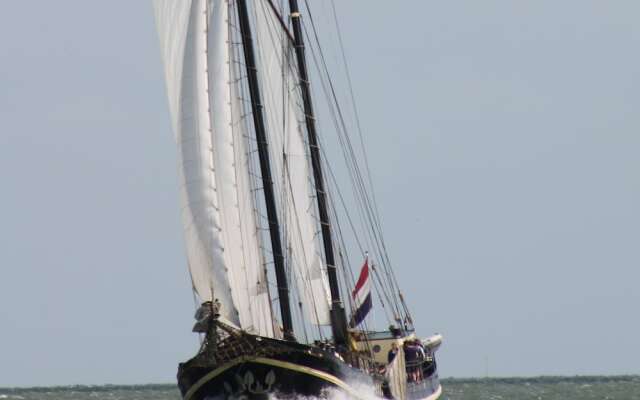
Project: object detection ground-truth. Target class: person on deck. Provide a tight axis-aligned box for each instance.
[414,339,426,381]
[387,342,399,364]
[403,341,418,382]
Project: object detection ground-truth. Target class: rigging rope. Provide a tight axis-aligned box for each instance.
[299,0,414,327]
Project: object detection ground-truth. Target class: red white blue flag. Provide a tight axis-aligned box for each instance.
[351,257,372,327]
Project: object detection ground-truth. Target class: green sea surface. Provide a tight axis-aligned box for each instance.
[1,376,638,399]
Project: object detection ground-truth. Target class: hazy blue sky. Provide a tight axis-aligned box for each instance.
[1,0,639,387]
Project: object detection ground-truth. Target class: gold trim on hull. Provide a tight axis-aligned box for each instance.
[183,356,365,400]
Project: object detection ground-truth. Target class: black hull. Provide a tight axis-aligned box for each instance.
[179,356,374,399]
[178,328,441,400]
[178,335,379,400]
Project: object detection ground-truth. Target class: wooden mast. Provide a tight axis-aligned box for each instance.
[286,0,349,346]
[236,0,294,340]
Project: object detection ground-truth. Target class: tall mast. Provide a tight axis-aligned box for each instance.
[287,0,348,346]
[236,0,294,340]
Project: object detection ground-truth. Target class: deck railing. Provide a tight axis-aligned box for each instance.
[405,355,437,383]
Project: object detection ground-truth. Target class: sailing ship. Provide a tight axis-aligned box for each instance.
[153,1,442,399]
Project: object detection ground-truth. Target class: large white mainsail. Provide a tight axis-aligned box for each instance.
[154,0,273,336]
[227,1,274,336]
[253,1,332,326]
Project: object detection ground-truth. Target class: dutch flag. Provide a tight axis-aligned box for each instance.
[350,257,372,327]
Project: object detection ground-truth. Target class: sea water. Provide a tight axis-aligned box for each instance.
[1,376,639,400]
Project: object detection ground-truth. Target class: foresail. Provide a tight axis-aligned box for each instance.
[153,0,238,323]
[254,1,332,325]
[154,0,197,141]
[153,0,273,334]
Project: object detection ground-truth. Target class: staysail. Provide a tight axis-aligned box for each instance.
[154,0,273,335]
[253,1,332,326]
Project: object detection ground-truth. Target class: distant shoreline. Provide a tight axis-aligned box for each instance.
[441,375,640,384]
[1,375,638,391]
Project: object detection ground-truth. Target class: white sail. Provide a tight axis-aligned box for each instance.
[153,0,192,138]
[226,3,275,336]
[153,0,273,334]
[154,0,237,323]
[206,0,275,336]
[253,1,332,325]
[229,72,275,336]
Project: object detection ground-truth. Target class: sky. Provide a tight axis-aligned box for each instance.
[1,0,639,387]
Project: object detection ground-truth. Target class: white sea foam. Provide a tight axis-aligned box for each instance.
[267,380,381,400]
